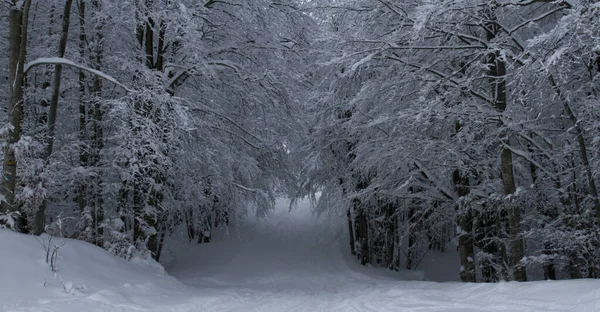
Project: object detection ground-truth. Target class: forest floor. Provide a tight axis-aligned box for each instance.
[2,198,600,311]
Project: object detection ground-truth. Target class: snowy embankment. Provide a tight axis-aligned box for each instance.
[2,198,600,311]
[0,229,200,312]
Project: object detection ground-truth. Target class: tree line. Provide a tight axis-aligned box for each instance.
[300,0,600,282]
[1,0,309,261]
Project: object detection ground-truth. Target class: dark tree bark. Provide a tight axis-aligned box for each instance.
[486,10,526,281]
[90,0,105,246]
[405,206,415,270]
[33,0,74,236]
[384,202,396,269]
[1,0,33,233]
[347,207,356,255]
[476,209,500,282]
[354,201,369,265]
[453,169,476,282]
[76,0,89,232]
[529,148,556,280]
[186,210,196,242]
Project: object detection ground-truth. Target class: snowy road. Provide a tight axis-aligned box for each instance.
[163,199,600,312]
[2,199,600,311]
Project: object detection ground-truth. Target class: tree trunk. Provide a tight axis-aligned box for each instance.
[501,147,527,281]
[347,207,356,255]
[186,210,195,242]
[144,17,154,69]
[132,175,144,243]
[156,20,166,72]
[393,212,400,270]
[154,229,166,262]
[476,209,499,282]
[354,201,369,265]
[529,149,556,280]
[146,175,162,259]
[569,250,582,279]
[133,0,168,260]
[543,241,556,280]
[384,202,396,269]
[117,180,130,234]
[88,0,105,245]
[77,0,88,229]
[33,0,74,236]
[453,169,476,282]
[458,210,475,282]
[1,0,33,233]
[486,12,526,281]
[405,206,415,270]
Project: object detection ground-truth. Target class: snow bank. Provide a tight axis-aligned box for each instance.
[0,229,194,312]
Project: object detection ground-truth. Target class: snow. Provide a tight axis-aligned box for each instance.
[2,198,600,311]
[23,57,132,92]
[350,53,376,74]
[0,230,191,312]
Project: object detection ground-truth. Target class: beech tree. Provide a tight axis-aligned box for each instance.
[1,0,32,232]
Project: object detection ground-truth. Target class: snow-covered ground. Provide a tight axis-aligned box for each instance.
[2,198,600,311]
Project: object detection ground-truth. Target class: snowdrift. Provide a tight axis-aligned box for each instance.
[0,229,195,312]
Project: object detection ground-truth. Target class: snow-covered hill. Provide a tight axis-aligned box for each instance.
[2,198,600,311]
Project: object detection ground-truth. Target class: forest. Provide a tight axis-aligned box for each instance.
[1,0,600,285]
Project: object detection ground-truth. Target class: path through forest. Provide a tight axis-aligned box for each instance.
[163,199,597,312]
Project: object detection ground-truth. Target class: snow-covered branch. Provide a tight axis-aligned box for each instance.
[24,57,132,92]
